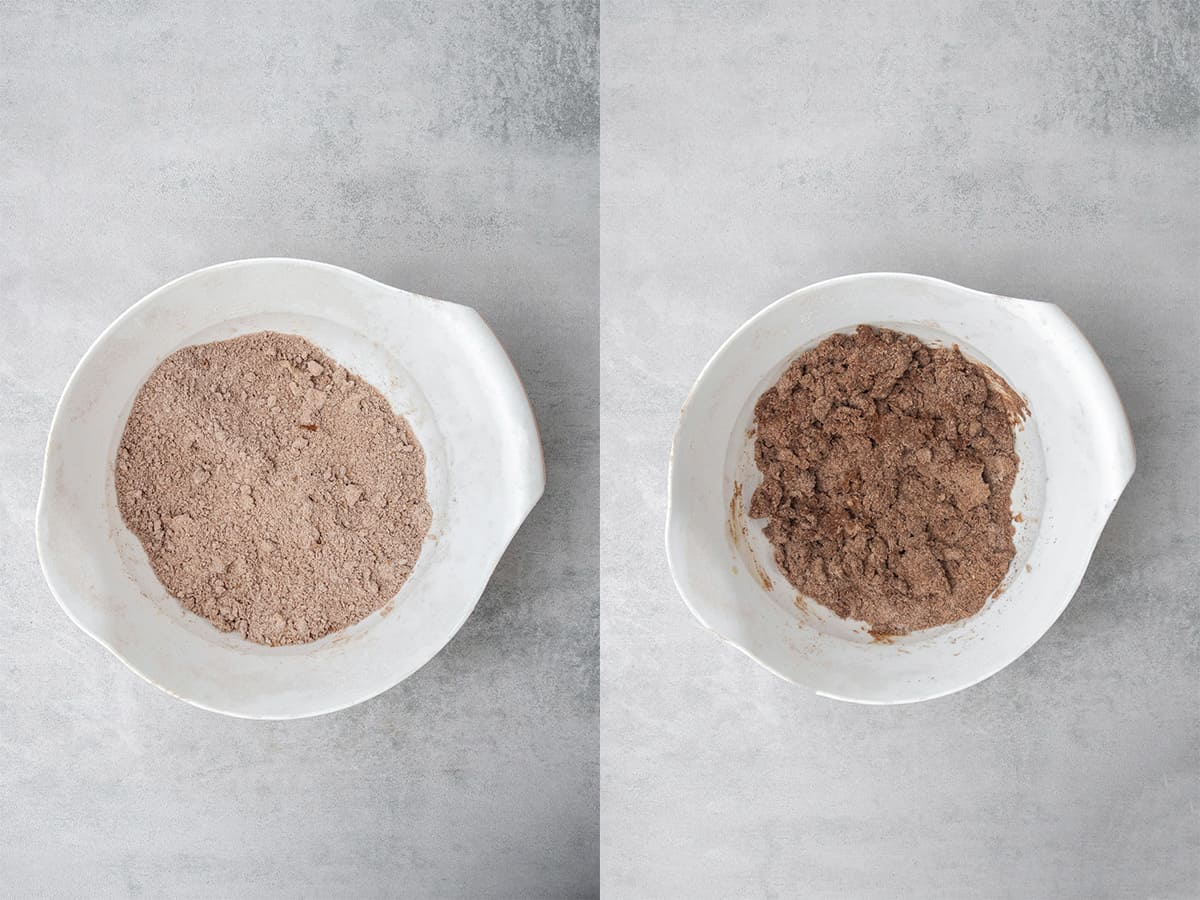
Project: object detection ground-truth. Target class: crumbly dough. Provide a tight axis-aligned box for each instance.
[749,325,1020,634]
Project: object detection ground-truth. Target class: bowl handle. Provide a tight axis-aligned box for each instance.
[431,301,547,531]
[1001,296,1136,507]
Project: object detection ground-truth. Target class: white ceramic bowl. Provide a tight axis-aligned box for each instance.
[667,273,1134,704]
[37,258,545,718]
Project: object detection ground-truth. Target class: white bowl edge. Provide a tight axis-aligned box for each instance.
[36,258,546,719]
[666,272,1136,704]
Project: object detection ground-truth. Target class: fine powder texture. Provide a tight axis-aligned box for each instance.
[116,331,431,646]
[749,325,1020,634]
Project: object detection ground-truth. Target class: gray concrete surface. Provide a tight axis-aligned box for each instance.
[600,2,1198,898]
[1,2,597,898]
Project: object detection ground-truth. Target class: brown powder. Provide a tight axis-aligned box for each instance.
[115,331,431,646]
[749,325,1020,635]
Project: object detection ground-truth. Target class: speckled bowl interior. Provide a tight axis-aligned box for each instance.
[667,273,1134,703]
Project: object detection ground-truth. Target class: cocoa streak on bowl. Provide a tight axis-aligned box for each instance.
[726,481,743,547]
[728,480,774,592]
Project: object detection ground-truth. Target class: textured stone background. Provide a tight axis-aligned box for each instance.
[5,0,1199,897]
[601,1,1198,898]
[1,2,597,897]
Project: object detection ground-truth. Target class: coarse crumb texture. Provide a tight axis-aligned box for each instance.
[115,331,431,646]
[749,325,1019,634]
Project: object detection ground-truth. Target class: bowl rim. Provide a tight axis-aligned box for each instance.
[665,271,1135,704]
[36,256,546,718]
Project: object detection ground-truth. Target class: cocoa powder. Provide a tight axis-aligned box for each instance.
[115,331,431,646]
[749,325,1020,635]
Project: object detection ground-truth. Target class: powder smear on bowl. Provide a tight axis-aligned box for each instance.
[749,325,1021,635]
[115,331,431,646]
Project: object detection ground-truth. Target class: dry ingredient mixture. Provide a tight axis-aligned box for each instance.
[115,331,431,646]
[749,325,1021,635]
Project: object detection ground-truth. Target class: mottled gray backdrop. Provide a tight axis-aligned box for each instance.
[5,0,1199,898]
[1,2,597,897]
[601,1,1198,898]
